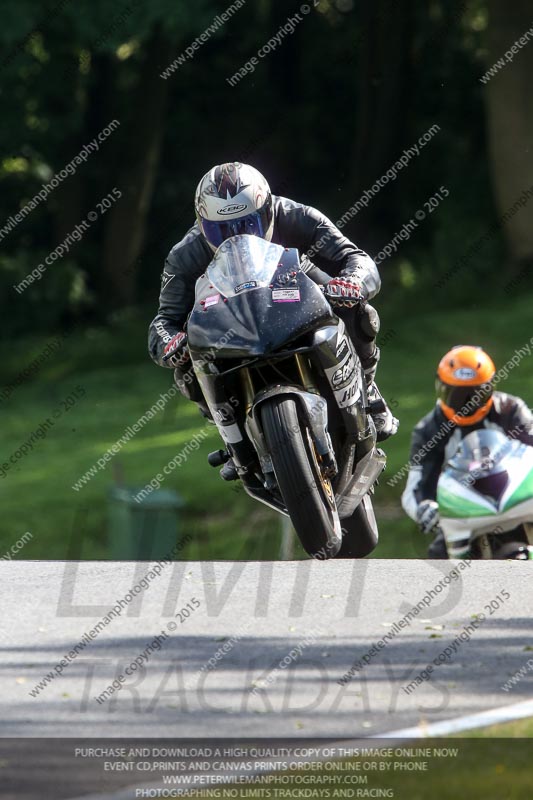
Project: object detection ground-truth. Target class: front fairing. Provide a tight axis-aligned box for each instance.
[187,234,335,358]
[437,429,533,523]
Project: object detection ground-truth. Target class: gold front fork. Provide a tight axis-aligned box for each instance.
[241,356,317,412]
[295,353,317,393]
[240,367,255,413]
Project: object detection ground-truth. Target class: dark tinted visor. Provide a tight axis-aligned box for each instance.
[438,381,493,416]
[201,202,273,250]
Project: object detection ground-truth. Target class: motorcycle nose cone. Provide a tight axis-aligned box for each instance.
[471,470,509,503]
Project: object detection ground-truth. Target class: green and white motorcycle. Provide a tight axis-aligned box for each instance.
[437,429,533,559]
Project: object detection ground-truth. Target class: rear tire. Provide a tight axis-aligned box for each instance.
[335,494,379,558]
[261,396,342,559]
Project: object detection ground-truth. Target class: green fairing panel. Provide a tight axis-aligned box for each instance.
[503,468,533,511]
[437,485,495,519]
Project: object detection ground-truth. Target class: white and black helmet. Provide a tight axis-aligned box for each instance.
[194,162,274,251]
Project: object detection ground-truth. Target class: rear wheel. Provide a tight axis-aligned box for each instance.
[486,526,532,559]
[335,494,379,558]
[261,396,342,559]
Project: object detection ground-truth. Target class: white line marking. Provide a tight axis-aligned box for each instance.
[374,698,533,738]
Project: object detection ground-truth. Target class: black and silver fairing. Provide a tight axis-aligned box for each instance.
[186,234,334,358]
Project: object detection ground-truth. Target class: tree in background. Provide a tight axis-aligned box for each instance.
[484,0,533,274]
[0,0,530,335]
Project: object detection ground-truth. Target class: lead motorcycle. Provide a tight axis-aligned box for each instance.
[184,234,387,559]
[437,429,533,559]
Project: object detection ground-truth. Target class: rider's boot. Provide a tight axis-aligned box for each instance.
[220,459,238,481]
[361,347,399,442]
[173,366,238,478]
[198,407,238,480]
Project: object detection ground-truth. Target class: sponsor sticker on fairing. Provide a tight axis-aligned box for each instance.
[204,293,220,307]
[331,353,355,388]
[234,280,258,293]
[272,288,300,302]
[324,339,361,407]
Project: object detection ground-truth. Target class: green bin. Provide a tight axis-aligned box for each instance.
[108,486,184,560]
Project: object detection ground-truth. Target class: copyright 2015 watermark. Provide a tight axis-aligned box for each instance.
[226,2,318,87]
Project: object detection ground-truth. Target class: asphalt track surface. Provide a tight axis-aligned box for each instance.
[2,559,532,740]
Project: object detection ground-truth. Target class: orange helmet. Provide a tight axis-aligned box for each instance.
[436,345,496,426]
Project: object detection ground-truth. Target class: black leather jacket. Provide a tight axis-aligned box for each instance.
[148,195,380,366]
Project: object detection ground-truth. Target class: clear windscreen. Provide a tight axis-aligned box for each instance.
[447,429,517,474]
[206,235,289,297]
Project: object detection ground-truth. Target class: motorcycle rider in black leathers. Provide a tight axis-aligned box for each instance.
[402,345,533,557]
[149,162,398,479]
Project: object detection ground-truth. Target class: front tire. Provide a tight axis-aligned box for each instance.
[261,396,342,559]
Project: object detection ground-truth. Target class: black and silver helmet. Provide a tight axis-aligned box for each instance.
[195,162,274,251]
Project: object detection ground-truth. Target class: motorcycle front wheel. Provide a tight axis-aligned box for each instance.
[261,395,342,559]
